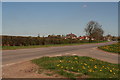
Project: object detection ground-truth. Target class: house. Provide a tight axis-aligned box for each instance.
[65,33,77,39]
[78,36,89,40]
[78,36,94,40]
[104,35,112,41]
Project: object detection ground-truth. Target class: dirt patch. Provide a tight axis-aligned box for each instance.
[2,61,64,78]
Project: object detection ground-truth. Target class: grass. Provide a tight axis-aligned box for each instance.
[32,56,119,79]
[2,41,108,50]
[98,43,120,54]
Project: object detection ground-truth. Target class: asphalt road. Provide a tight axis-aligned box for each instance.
[2,41,119,66]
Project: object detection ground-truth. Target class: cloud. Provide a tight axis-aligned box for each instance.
[83,5,87,8]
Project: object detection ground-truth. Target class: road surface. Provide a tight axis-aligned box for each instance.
[2,41,119,66]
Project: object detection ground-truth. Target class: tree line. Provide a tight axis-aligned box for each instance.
[2,21,118,46]
[2,35,87,46]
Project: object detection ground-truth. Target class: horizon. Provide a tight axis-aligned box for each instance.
[1,33,119,37]
[2,2,118,37]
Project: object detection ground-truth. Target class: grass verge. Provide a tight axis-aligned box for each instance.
[32,56,119,78]
[98,43,120,54]
[2,41,108,50]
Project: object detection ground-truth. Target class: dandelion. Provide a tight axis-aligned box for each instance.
[89,59,93,61]
[88,66,90,68]
[110,70,112,72]
[66,67,68,69]
[84,63,87,65]
[94,65,97,69]
[71,67,74,69]
[75,57,78,59]
[76,61,78,63]
[57,64,60,67]
[100,70,102,71]
[61,66,63,68]
[82,66,86,69]
[88,69,92,72]
[78,69,80,72]
[60,60,62,62]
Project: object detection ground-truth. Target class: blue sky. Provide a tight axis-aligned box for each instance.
[2,0,120,2]
[0,2,1,35]
[2,2,118,37]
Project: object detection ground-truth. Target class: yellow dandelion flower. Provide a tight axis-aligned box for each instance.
[107,67,109,69]
[84,63,87,65]
[61,66,63,68]
[82,66,86,69]
[71,67,74,69]
[89,59,93,61]
[94,65,97,69]
[110,70,112,72]
[76,61,78,63]
[75,57,78,59]
[66,67,68,69]
[57,64,60,67]
[78,69,80,71]
[60,60,62,62]
[100,70,102,71]
[94,67,97,69]
[89,69,92,72]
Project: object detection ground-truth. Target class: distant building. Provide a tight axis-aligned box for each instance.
[104,35,112,41]
[78,36,94,40]
[65,33,77,39]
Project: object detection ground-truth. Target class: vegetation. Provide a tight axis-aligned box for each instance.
[2,41,107,50]
[85,21,104,42]
[98,43,120,54]
[32,56,119,78]
[2,35,83,46]
[2,35,108,50]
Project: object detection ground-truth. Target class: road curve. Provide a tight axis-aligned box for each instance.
[2,41,119,66]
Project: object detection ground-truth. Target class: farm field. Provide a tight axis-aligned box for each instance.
[32,56,119,78]
[98,43,120,54]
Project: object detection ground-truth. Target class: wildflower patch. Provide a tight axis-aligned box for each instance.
[98,43,120,54]
[32,56,119,78]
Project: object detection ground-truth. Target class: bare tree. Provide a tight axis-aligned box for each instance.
[85,21,104,42]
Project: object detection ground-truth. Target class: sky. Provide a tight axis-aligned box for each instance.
[2,2,118,37]
[0,2,1,35]
[2,0,120,2]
